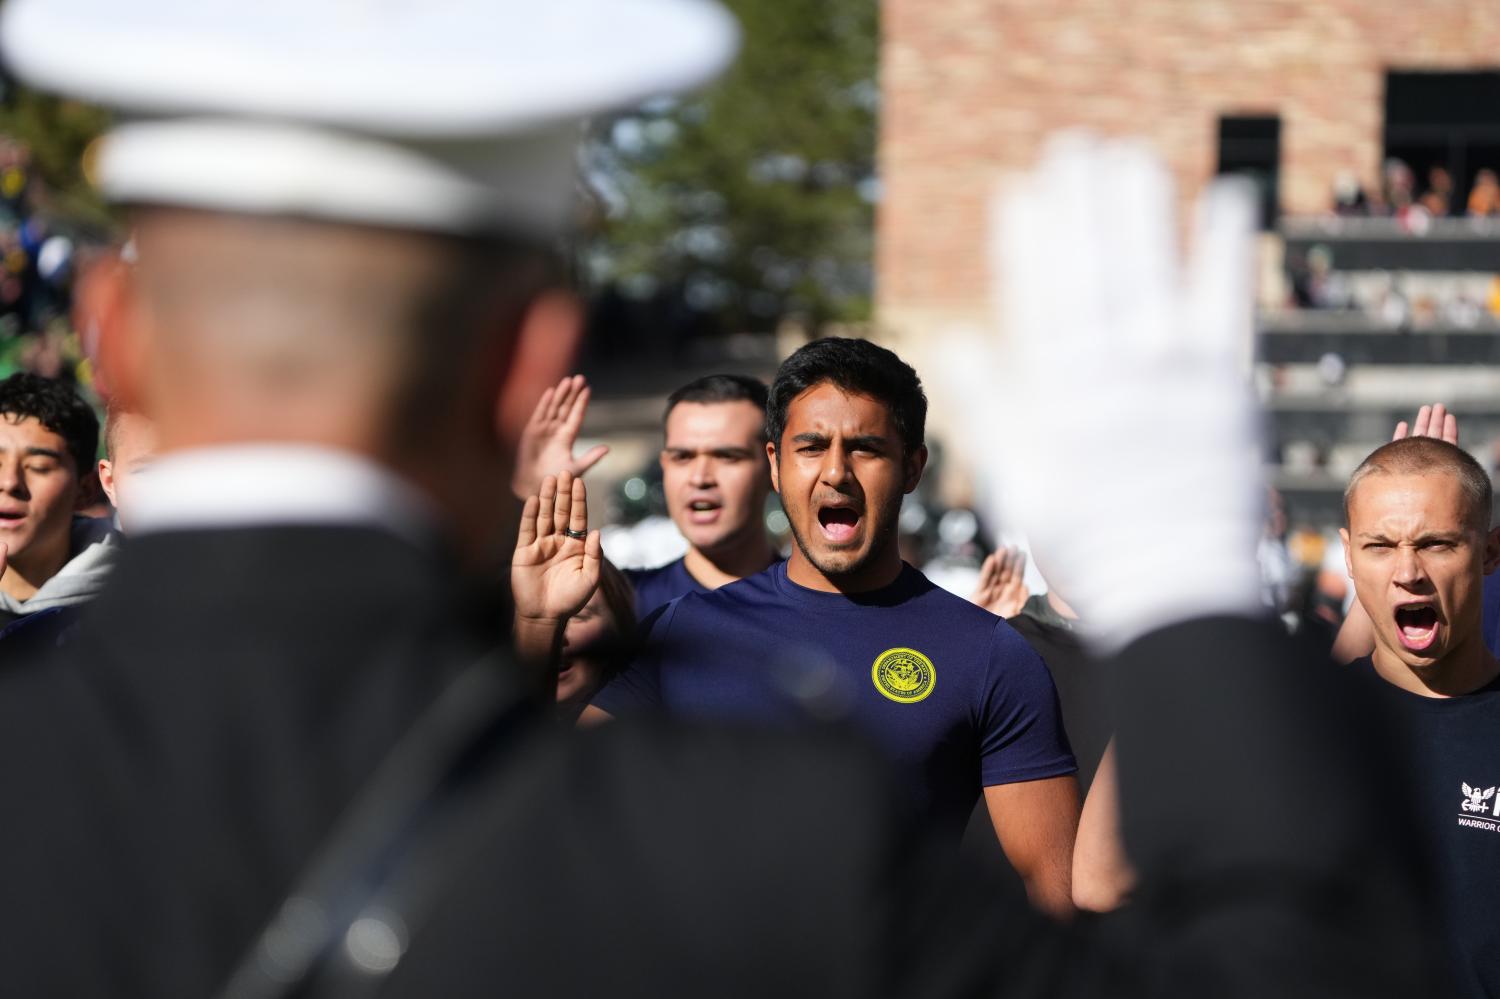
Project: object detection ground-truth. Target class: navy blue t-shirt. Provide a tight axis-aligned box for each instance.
[593,560,1076,839]
[623,558,709,620]
[1352,656,1500,999]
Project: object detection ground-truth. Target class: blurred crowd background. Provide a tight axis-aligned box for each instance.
[6,0,1500,645]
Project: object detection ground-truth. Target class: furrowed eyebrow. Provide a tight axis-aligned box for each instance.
[1356,531,1463,544]
[791,432,830,446]
[844,435,890,452]
[664,446,757,458]
[1415,532,1463,544]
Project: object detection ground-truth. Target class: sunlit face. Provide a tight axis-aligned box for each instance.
[1342,471,1500,673]
[98,412,159,530]
[769,382,924,582]
[556,588,617,707]
[661,400,771,556]
[0,414,84,565]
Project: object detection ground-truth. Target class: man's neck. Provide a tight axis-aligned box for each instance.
[683,534,777,590]
[785,546,903,595]
[1372,635,1500,699]
[1,540,72,603]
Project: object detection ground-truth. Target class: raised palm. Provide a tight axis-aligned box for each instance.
[512,471,602,625]
[971,546,1030,618]
[511,375,610,501]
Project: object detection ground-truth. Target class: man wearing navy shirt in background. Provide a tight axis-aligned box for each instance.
[1341,436,1500,999]
[625,374,780,616]
[588,337,1079,917]
[511,372,780,618]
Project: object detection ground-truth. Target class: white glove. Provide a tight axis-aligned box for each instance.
[945,133,1265,652]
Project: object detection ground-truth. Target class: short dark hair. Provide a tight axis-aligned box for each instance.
[766,337,926,455]
[0,373,99,474]
[663,374,769,434]
[1345,436,1493,532]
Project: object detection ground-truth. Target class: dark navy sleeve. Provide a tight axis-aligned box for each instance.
[589,599,678,716]
[977,620,1077,786]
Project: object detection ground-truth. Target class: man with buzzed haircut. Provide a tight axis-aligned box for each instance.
[630,373,778,614]
[97,402,158,530]
[1341,436,1500,998]
[511,371,778,617]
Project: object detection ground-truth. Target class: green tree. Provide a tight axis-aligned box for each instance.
[584,0,877,334]
[0,81,114,231]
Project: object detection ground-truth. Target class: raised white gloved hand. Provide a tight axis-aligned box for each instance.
[948,133,1265,652]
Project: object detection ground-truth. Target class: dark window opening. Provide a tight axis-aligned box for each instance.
[1385,71,1500,216]
[1217,114,1280,230]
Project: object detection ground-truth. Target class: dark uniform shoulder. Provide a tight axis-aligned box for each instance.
[378,718,1058,999]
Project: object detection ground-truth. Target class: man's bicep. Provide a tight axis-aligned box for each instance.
[983,775,1079,919]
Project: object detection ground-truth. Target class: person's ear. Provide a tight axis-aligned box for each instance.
[98,459,117,509]
[766,440,780,494]
[903,444,929,493]
[494,290,584,452]
[1483,525,1500,576]
[1339,527,1354,578]
[76,250,146,411]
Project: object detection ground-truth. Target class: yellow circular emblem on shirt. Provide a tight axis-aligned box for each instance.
[871,647,935,704]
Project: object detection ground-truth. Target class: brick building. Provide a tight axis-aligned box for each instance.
[877,0,1500,343]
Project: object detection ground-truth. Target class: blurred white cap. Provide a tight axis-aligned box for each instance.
[0,0,739,236]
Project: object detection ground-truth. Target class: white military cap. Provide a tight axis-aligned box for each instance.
[0,0,738,236]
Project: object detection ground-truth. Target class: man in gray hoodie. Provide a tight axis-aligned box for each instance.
[0,372,115,627]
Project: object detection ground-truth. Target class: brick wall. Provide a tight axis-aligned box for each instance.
[878,0,1500,343]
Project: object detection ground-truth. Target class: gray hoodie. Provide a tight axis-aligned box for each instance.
[0,516,120,619]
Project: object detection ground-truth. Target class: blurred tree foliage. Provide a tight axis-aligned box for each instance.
[583,0,877,334]
[0,81,114,231]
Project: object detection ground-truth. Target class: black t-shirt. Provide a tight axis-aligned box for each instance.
[1352,656,1500,999]
[1008,596,1111,793]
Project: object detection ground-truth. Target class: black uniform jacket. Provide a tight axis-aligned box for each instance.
[0,525,1443,998]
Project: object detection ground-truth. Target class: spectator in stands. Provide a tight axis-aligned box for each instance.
[1468,168,1500,218]
[1421,165,1454,218]
[1332,171,1370,216]
[0,371,114,628]
[1384,158,1418,221]
[1291,244,1349,309]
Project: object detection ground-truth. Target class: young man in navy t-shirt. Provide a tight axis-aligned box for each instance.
[510,373,779,619]
[588,337,1079,917]
[1341,436,1500,999]
[624,374,781,617]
